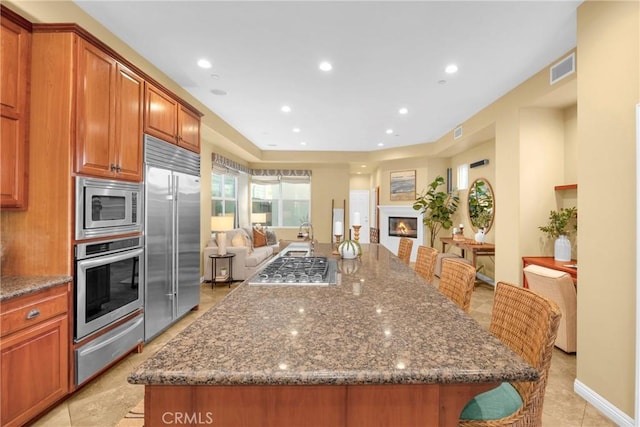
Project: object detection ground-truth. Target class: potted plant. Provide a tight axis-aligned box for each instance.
[538,207,577,261]
[338,239,362,259]
[412,176,459,247]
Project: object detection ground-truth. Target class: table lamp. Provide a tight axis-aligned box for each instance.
[211,215,234,255]
[251,213,267,228]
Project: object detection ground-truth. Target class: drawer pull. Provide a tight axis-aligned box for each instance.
[26,309,41,320]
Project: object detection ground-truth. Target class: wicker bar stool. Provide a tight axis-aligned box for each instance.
[438,258,476,312]
[397,237,413,265]
[459,282,561,426]
[414,245,438,284]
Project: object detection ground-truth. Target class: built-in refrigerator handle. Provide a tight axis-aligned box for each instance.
[172,174,180,319]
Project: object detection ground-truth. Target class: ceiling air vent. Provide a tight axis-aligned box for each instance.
[550,53,575,85]
[453,125,463,140]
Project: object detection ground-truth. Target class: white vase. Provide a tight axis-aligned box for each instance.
[554,235,571,261]
[338,241,360,259]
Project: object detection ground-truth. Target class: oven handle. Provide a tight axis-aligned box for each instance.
[76,246,144,269]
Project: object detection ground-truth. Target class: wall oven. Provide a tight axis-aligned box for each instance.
[75,176,142,240]
[74,236,144,341]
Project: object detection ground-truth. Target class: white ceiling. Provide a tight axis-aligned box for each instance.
[74,1,581,153]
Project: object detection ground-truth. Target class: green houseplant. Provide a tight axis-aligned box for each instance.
[538,207,577,239]
[538,207,577,261]
[412,176,459,247]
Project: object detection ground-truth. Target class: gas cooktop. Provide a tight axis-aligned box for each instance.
[248,256,338,286]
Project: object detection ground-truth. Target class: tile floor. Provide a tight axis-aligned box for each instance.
[32,281,616,426]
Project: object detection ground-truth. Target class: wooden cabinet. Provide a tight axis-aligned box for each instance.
[1,284,70,426]
[1,9,31,209]
[75,38,143,181]
[145,83,201,153]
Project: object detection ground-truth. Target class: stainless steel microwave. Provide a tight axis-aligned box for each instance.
[75,176,142,240]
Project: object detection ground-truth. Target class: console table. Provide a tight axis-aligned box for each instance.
[440,237,495,268]
[522,256,577,287]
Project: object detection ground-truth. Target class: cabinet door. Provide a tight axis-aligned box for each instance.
[1,315,69,427]
[177,104,201,153]
[75,38,117,178]
[144,83,178,144]
[114,64,144,181]
[0,18,30,209]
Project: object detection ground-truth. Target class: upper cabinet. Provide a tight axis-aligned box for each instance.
[1,10,31,209]
[144,83,201,153]
[75,39,144,181]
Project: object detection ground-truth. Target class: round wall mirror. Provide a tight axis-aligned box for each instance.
[467,178,495,232]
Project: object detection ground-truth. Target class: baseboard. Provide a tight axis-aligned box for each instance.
[574,379,634,426]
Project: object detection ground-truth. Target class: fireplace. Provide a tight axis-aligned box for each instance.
[389,216,418,238]
[378,206,424,263]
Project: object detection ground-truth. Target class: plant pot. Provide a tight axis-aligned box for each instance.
[554,235,571,261]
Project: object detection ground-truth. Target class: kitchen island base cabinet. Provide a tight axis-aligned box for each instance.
[144,382,497,427]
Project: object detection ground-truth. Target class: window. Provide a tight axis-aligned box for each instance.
[251,177,310,227]
[212,173,237,221]
[457,164,469,190]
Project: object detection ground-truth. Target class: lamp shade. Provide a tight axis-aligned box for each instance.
[251,213,267,224]
[210,215,234,232]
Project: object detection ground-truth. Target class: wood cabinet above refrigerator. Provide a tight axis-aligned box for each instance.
[144,82,202,153]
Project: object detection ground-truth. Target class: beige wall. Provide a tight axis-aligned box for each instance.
[577,1,639,417]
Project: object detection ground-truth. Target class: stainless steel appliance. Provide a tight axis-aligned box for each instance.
[74,236,144,385]
[75,176,142,240]
[144,135,200,341]
[248,256,338,286]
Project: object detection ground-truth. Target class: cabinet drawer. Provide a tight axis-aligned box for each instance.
[1,286,69,337]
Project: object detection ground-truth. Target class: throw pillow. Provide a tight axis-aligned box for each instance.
[265,229,277,246]
[253,227,267,248]
[231,232,245,248]
[237,228,253,254]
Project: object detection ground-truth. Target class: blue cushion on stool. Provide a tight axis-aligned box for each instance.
[460,382,523,420]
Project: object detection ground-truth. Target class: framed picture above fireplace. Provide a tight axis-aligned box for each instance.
[389,216,418,238]
[390,170,416,201]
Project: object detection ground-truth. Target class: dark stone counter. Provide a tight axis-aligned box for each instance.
[1,275,72,302]
[129,244,536,386]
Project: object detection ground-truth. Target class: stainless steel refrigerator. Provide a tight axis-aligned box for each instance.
[143,134,200,341]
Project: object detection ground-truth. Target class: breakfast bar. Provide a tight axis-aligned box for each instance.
[128,244,537,426]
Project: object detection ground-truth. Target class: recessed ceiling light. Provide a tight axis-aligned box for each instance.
[445,64,458,74]
[300,141,307,146]
[319,61,333,71]
[377,143,384,147]
[281,105,291,113]
[398,107,408,115]
[197,59,212,69]
[292,127,301,133]
[438,80,447,85]
[210,89,227,96]
[210,73,220,80]
[268,144,277,147]
[385,129,393,135]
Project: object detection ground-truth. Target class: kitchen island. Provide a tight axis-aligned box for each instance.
[129,244,537,426]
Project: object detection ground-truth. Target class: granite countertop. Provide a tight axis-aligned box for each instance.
[129,244,537,387]
[1,275,72,302]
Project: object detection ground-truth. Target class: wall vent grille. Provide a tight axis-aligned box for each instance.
[453,125,463,140]
[550,53,576,85]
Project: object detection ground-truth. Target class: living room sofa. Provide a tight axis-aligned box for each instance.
[204,227,280,282]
